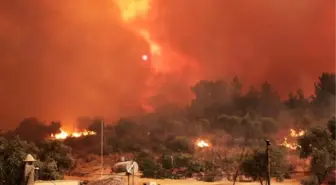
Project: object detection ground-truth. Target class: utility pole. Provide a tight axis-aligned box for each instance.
[265,139,271,185]
[132,165,135,185]
[100,119,104,178]
[212,147,215,171]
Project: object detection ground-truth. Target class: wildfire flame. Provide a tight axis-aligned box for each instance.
[281,129,305,150]
[290,129,305,137]
[281,137,301,150]
[196,139,210,148]
[51,128,96,140]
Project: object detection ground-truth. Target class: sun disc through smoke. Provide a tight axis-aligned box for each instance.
[142,54,148,61]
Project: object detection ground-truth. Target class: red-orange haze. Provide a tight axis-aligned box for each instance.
[0,0,334,129]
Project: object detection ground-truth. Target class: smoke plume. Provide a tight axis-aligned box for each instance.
[150,0,335,92]
[0,1,152,128]
[0,0,334,129]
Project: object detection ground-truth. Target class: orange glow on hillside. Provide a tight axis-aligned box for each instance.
[51,128,96,140]
[196,139,210,148]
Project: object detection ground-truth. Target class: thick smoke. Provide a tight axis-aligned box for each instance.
[0,1,154,128]
[151,0,335,93]
[0,0,334,129]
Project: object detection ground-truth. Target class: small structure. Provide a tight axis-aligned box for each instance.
[23,154,37,185]
[112,161,139,175]
[112,160,139,185]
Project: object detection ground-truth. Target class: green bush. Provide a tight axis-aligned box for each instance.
[38,140,75,172]
[173,153,192,168]
[298,118,336,185]
[141,158,161,178]
[188,160,205,173]
[0,136,38,185]
[241,146,288,185]
[36,160,62,180]
[0,137,75,185]
[160,154,174,169]
[301,176,319,185]
[135,149,155,171]
[166,136,194,153]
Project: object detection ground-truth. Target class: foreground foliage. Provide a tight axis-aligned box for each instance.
[0,137,75,185]
[298,117,336,185]
[241,146,289,185]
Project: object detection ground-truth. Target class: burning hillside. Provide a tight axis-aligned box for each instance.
[0,0,333,129]
[50,128,96,140]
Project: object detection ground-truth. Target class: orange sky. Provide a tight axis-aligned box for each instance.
[0,0,334,129]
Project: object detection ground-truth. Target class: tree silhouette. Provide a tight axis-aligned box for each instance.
[311,73,336,118]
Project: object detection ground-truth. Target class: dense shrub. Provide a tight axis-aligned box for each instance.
[166,136,194,153]
[0,137,75,185]
[241,146,288,185]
